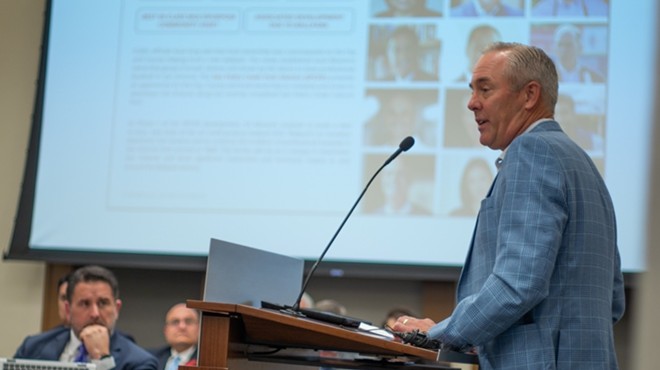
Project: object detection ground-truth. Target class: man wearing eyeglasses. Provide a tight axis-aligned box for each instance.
[149,303,199,370]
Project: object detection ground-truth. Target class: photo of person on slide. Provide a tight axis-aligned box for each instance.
[373,0,443,18]
[362,155,434,216]
[363,89,438,148]
[367,25,440,82]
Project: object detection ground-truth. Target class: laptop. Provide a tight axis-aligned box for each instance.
[202,238,304,308]
[203,239,369,329]
[0,358,95,370]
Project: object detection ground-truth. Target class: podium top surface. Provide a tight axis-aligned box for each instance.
[187,299,440,362]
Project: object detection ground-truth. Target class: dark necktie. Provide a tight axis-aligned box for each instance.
[74,344,88,363]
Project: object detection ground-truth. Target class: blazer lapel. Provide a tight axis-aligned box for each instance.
[45,329,71,360]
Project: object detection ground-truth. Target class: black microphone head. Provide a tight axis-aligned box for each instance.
[400,136,415,152]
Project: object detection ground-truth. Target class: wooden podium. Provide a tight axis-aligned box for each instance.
[182,300,478,370]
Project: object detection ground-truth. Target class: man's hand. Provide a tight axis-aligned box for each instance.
[391,315,436,333]
[79,324,111,360]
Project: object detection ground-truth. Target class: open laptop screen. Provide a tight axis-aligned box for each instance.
[202,239,304,308]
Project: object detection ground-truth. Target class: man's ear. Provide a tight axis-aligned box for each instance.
[115,299,122,313]
[522,81,542,109]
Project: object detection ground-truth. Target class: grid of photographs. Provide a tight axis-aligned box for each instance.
[360,0,609,218]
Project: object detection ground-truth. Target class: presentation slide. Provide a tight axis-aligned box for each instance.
[17,0,654,272]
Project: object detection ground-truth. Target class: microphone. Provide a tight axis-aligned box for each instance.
[383,135,415,167]
[291,136,415,311]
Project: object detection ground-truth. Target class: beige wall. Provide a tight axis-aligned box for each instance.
[0,0,47,358]
[1,1,659,369]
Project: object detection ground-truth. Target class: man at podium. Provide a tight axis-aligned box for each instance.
[391,42,625,369]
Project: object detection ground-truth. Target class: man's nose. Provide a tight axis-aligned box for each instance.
[467,94,478,111]
[90,303,101,317]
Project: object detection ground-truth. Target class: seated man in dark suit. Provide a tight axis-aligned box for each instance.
[149,303,199,370]
[14,265,157,370]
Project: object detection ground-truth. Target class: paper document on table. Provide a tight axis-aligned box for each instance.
[357,322,395,340]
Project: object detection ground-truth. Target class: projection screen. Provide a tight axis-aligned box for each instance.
[6,0,654,275]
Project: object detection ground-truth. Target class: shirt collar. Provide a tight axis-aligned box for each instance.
[170,345,196,363]
[60,329,83,362]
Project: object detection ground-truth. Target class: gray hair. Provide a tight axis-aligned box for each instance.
[483,42,559,113]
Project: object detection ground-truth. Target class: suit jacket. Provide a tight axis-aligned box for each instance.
[149,346,197,370]
[429,121,625,369]
[14,326,158,370]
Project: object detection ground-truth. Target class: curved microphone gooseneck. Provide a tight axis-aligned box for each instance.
[291,136,415,311]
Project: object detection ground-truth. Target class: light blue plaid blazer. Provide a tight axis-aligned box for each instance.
[429,120,625,369]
